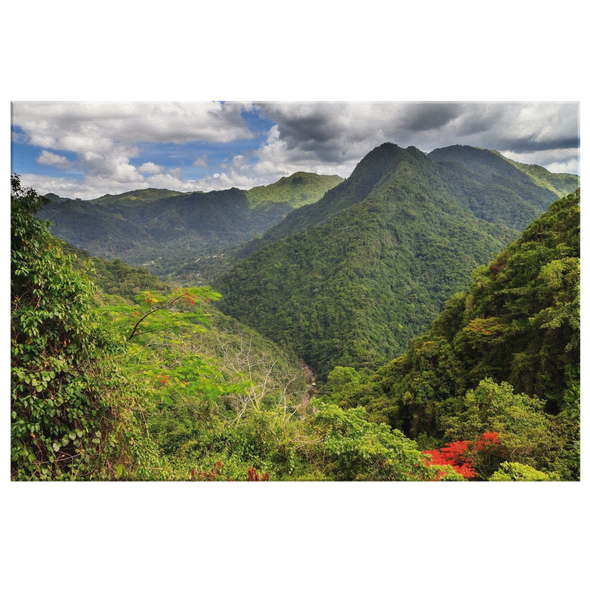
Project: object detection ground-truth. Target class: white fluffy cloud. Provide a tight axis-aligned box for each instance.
[12,101,254,196]
[255,102,579,170]
[13,102,579,199]
[137,161,164,175]
[13,101,252,146]
[36,150,73,169]
[189,102,580,194]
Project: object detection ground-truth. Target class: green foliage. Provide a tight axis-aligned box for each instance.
[216,144,524,380]
[11,175,161,480]
[62,243,171,303]
[38,174,342,283]
[149,396,453,481]
[489,462,560,481]
[325,366,363,403]
[14,142,579,482]
[300,401,454,481]
[94,272,450,481]
[350,190,580,425]
[440,379,565,478]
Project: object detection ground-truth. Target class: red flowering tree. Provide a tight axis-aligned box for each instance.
[423,431,504,480]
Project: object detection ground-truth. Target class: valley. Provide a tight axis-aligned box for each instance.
[12,141,580,482]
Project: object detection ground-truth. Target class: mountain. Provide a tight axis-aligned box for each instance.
[213,144,579,381]
[342,188,580,426]
[94,187,193,204]
[246,171,343,207]
[428,145,579,229]
[237,145,579,261]
[37,173,343,281]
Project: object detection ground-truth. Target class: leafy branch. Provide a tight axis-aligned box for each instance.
[126,288,220,342]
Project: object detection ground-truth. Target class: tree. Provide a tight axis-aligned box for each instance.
[489,462,559,481]
[325,366,362,403]
[11,175,157,480]
[440,378,565,478]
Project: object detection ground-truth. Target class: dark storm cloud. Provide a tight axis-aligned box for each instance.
[399,103,464,131]
[498,136,580,153]
[254,102,579,174]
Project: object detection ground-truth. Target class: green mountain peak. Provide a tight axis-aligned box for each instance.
[214,143,579,380]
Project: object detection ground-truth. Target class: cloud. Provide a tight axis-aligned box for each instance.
[13,102,579,198]
[501,147,580,174]
[17,173,145,200]
[255,101,579,174]
[12,102,252,146]
[36,150,73,169]
[137,161,164,175]
[12,101,254,193]
[193,156,208,168]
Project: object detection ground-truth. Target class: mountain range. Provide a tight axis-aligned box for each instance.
[213,144,579,379]
[37,143,579,381]
[38,172,343,279]
[14,140,581,482]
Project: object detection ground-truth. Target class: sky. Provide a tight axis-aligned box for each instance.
[11,101,580,200]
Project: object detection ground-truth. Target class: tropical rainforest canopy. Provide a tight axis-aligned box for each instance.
[10,143,581,482]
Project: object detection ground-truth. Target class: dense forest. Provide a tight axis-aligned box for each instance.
[37,172,343,282]
[335,190,580,480]
[10,141,581,481]
[214,144,574,380]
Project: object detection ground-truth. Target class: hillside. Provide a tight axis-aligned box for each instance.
[237,145,579,260]
[37,173,343,281]
[428,145,579,229]
[246,171,343,207]
[63,242,307,388]
[214,143,544,380]
[337,190,580,479]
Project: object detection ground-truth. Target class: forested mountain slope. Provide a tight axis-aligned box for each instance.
[38,173,342,280]
[428,145,579,229]
[214,143,549,380]
[342,190,580,428]
[235,145,578,261]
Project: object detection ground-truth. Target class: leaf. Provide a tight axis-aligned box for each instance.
[116,464,123,478]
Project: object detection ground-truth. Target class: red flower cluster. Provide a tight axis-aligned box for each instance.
[423,440,477,479]
[423,432,501,480]
[160,375,169,385]
[476,431,501,451]
[182,289,196,306]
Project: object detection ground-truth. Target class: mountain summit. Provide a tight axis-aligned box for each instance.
[214,143,579,379]
[37,173,343,278]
